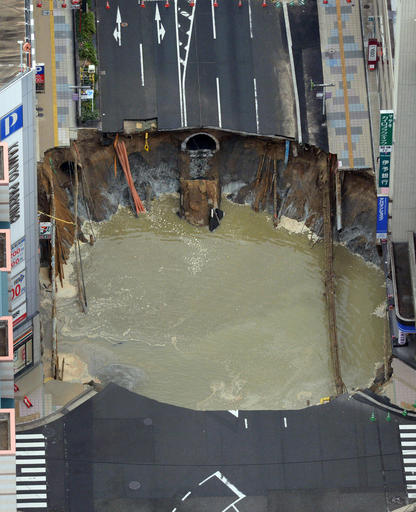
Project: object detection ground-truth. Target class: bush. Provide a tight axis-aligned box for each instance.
[79,40,98,65]
[77,11,96,42]
[81,101,99,122]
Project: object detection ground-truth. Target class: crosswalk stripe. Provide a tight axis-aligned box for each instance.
[409,494,416,499]
[13,504,47,509]
[407,484,416,489]
[401,433,416,438]
[403,459,416,464]
[17,476,46,482]
[405,467,416,472]
[16,434,45,440]
[16,459,45,465]
[399,425,416,430]
[16,442,45,448]
[16,484,47,491]
[405,475,416,481]
[400,442,416,447]
[17,494,47,500]
[16,451,45,457]
[21,468,45,474]
[402,450,416,455]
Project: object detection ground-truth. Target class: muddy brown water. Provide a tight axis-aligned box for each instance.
[57,195,385,410]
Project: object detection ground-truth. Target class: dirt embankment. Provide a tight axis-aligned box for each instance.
[38,129,379,278]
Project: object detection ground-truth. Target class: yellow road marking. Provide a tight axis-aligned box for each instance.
[336,0,354,168]
[49,0,59,147]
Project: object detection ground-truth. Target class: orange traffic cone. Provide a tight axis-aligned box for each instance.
[165,0,170,6]
[238,0,242,6]
[214,0,218,6]
[62,1,67,6]
[36,0,42,6]
[189,0,195,5]
[262,0,267,6]
[141,0,145,7]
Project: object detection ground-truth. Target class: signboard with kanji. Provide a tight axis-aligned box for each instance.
[378,153,391,189]
[379,110,394,148]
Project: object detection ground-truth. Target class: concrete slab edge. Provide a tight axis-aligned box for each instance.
[16,387,97,432]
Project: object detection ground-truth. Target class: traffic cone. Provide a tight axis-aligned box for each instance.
[36,0,42,6]
[165,0,170,6]
[238,0,242,6]
[105,0,110,9]
[214,0,218,6]
[402,409,408,417]
[141,0,145,7]
[323,0,328,4]
[62,1,66,6]
[370,411,376,422]
[189,0,195,6]
[386,411,391,422]
[262,0,267,6]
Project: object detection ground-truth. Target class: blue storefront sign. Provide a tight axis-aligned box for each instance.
[0,105,23,140]
[376,196,389,239]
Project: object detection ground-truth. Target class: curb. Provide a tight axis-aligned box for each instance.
[16,386,98,432]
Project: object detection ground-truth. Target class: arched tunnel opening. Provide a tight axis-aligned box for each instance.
[184,133,218,152]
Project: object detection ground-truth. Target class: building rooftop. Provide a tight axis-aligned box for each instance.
[0,0,26,87]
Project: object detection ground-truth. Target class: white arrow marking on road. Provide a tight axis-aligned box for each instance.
[113,6,122,46]
[155,4,166,45]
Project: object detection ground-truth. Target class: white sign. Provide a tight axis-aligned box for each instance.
[10,236,24,275]
[12,301,26,328]
[9,269,26,310]
[80,89,94,100]
[39,222,51,239]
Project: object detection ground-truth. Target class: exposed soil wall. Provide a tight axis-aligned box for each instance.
[38,129,380,277]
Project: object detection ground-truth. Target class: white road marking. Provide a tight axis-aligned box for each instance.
[404,467,416,472]
[13,504,47,509]
[113,7,122,46]
[155,4,166,45]
[409,494,416,498]
[406,475,416,481]
[229,410,239,418]
[182,491,191,501]
[211,0,217,39]
[216,77,222,128]
[401,433,416,438]
[174,0,184,126]
[16,459,46,465]
[21,467,45,473]
[17,476,46,482]
[402,450,416,455]
[180,3,196,126]
[284,417,287,428]
[199,471,246,511]
[16,494,47,500]
[139,43,145,86]
[400,425,416,430]
[404,459,416,464]
[16,434,45,439]
[244,418,248,429]
[401,442,416,447]
[16,451,46,457]
[16,485,47,491]
[253,78,259,133]
[282,2,302,144]
[407,484,416,489]
[16,442,45,448]
[248,0,253,39]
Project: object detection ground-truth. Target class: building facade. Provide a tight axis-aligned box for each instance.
[0,72,40,379]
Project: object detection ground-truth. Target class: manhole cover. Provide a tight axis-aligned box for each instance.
[129,481,141,491]
[143,418,152,426]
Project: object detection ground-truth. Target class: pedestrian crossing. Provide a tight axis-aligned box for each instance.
[16,433,47,510]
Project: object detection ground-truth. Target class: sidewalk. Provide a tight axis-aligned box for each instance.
[33,0,77,155]
[317,0,373,170]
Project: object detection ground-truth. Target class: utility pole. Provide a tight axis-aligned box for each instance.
[310,79,335,116]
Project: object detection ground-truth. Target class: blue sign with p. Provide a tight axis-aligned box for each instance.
[0,105,23,140]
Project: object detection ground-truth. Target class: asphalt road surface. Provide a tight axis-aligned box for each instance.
[22,384,410,512]
[96,0,327,148]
